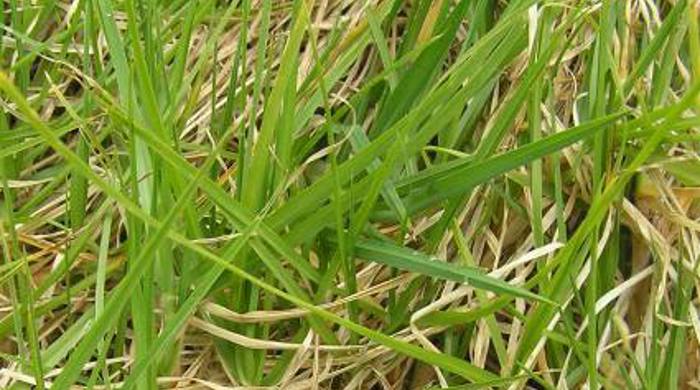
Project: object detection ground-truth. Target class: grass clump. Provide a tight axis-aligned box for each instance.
[1,0,700,388]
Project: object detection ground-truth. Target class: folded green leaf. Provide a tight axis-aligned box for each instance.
[352,238,553,304]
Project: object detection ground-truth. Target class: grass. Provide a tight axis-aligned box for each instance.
[1,0,699,388]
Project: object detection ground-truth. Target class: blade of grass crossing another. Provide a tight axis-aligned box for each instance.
[512,81,700,379]
[0,70,499,386]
